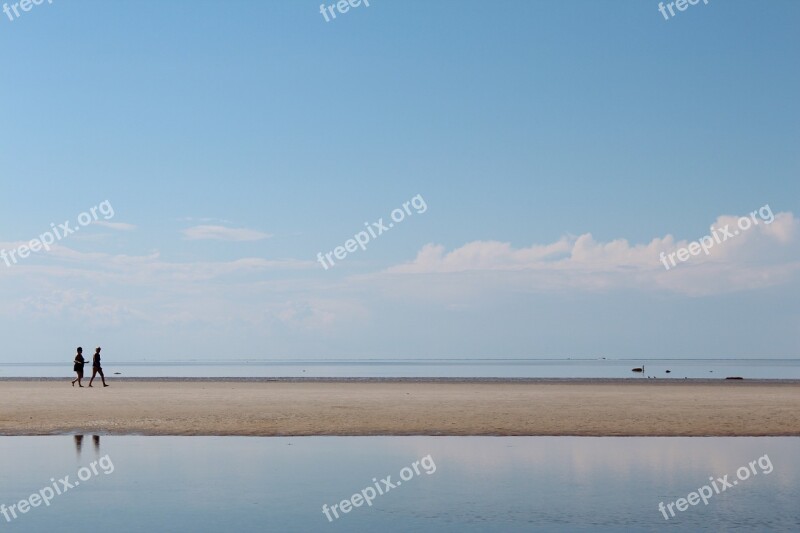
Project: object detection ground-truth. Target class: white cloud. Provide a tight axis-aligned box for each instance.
[385,211,800,296]
[182,225,271,242]
[3,210,798,338]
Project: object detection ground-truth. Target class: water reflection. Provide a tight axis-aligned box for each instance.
[72,435,100,457]
[0,436,797,532]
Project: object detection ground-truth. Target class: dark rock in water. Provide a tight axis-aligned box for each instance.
[725,376,744,380]
[113,372,122,375]
[665,370,671,373]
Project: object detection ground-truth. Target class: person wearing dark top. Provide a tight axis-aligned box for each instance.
[72,347,88,387]
[88,346,109,388]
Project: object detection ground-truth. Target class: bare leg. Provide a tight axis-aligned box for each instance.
[88,368,97,387]
[100,368,108,387]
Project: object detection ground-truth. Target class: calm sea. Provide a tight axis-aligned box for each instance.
[0,436,797,532]
[1,358,799,379]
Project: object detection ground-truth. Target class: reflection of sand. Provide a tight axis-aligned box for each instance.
[0,380,798,436]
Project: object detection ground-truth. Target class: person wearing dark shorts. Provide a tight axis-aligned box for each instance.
[72,347,87,387]
[88,346,109,388]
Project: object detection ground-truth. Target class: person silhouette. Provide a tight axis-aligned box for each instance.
[88,347,109,388]
[72,347,88,387]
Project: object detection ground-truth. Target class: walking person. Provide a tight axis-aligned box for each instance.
[88,347,109,388]
[72,347,88,387]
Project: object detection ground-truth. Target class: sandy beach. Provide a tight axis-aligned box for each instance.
[1,379,798,436]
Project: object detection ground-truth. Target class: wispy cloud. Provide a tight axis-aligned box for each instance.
[182,225,271,242]
[179,217,234,224]
[1,245,317,328]
[93,221,137,231]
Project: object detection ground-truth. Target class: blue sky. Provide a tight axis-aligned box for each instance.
[1,0,798,362]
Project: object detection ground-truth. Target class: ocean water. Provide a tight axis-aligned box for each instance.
[1,358,799,379]
[0,436,797,532]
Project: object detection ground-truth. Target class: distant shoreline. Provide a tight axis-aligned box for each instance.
[4,358,799,380]
[2,380,799,437]
[2,377,800,383]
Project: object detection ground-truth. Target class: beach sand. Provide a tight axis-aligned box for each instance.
[1,379,798,436]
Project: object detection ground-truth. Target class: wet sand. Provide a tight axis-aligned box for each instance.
[1,379,798,436]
